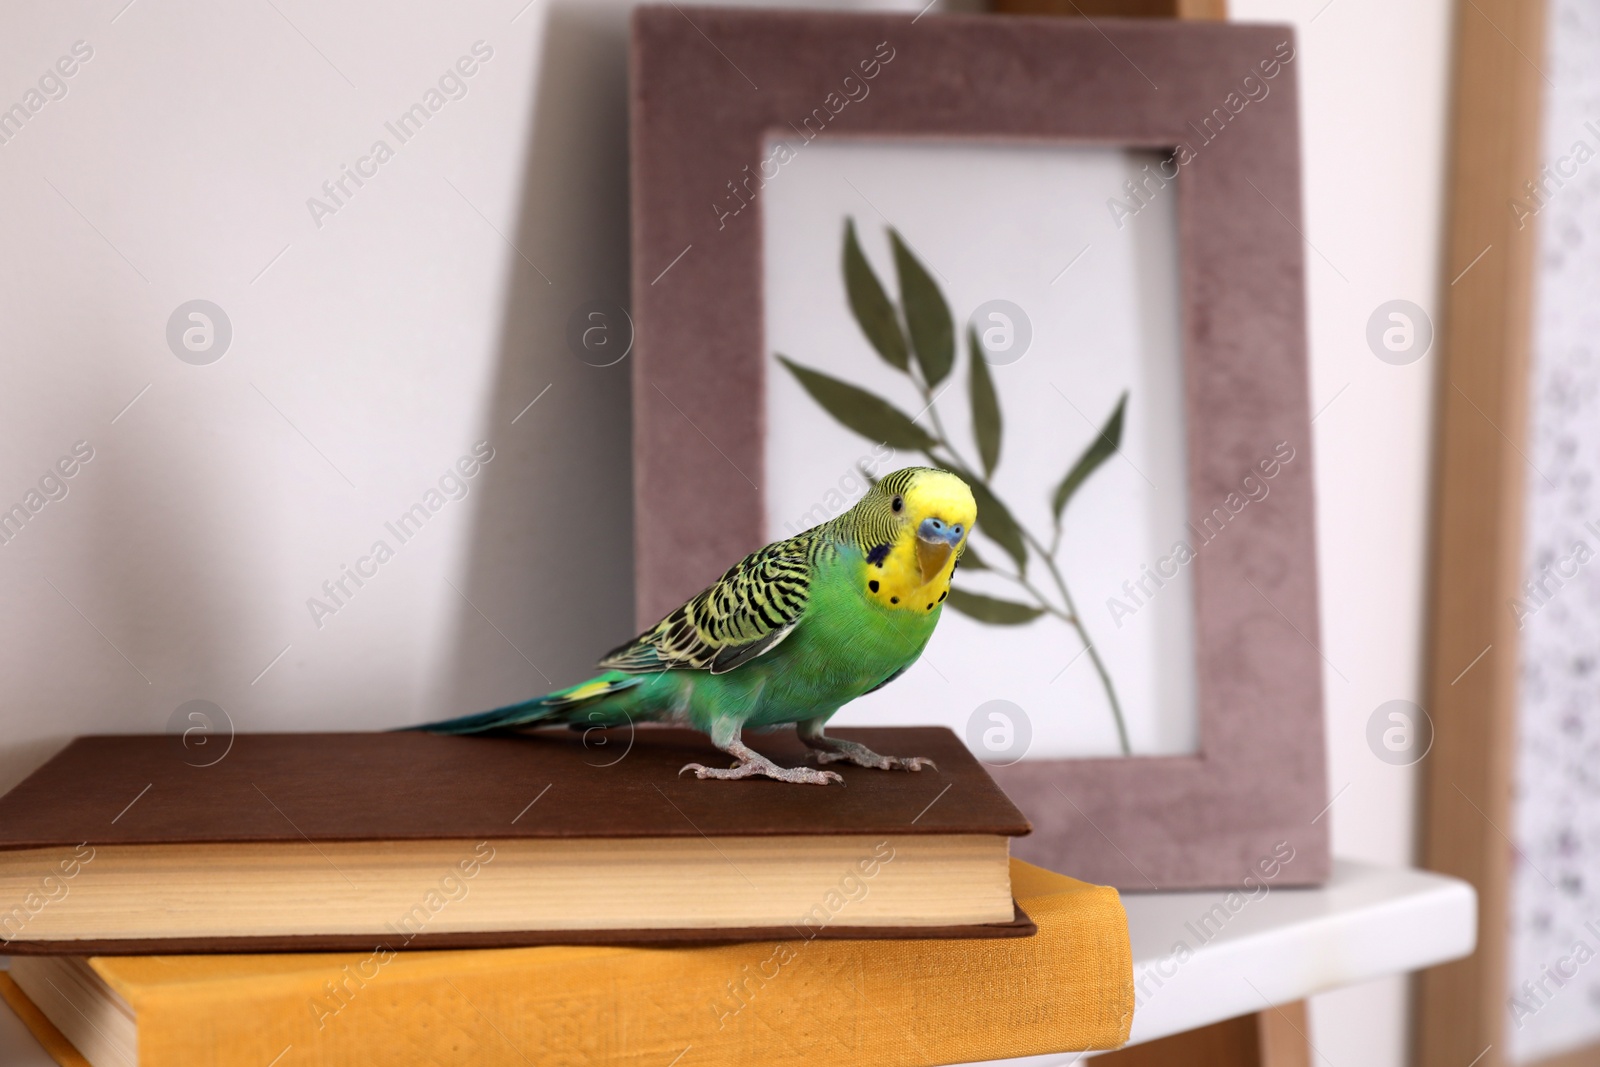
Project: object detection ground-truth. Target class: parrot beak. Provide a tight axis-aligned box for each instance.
[916,517,965,585]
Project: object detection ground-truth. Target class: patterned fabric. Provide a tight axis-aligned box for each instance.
[1507,0,1600,1056]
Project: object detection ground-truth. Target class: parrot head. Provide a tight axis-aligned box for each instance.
[854,467,977,604]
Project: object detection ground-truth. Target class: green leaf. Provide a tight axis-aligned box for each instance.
[968,326,1002,478]
[777,356,936,451]
[1052,392,1127,521]
[843,219,909,372]
[945,586,1044,625]
[947,464,1027,573]
[889,228,953,388]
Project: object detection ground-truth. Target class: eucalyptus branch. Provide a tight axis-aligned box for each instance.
[1021,526,1131,755]
[981,564,1077,625]
[922,436,1076,626]
[919,387,961,462]
[788,217,1133,754]
[920,390,1131,755]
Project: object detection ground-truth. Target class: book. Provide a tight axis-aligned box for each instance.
[0,727,1032,951]
[1,858,1133,1067]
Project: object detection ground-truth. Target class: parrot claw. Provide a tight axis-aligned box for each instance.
[678,760,844,786]
[802,732,938,773]
[814,750,936,772]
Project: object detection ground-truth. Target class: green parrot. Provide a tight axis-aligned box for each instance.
[417,466,977,785]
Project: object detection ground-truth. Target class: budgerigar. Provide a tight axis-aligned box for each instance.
[416,467,977,785]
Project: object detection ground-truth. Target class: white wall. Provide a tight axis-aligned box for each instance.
[1225,1,1457,1064]
[0,0,646,793]
[0,1,1453,1064]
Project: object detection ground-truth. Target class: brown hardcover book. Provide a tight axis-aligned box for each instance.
[0,726,1032,953]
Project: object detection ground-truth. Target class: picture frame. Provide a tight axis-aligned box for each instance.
[629,6,1328,890]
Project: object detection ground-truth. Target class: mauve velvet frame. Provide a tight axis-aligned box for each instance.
[628,6,1328,890]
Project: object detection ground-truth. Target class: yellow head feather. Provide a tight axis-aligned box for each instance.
[851,468,976,613]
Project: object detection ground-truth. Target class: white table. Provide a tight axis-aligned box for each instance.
[970,859,1477,1063]
[0,860,1476,1066]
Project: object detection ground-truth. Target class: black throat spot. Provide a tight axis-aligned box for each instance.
[865,543,890,567]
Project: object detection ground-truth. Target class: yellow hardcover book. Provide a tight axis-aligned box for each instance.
[6,859,1133,1067]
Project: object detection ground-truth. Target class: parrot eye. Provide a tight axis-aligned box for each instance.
[891,495,904,513]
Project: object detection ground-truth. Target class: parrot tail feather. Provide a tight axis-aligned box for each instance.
[406,675,646,735]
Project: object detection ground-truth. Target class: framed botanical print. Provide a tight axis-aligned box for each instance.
[630,6,1327,890]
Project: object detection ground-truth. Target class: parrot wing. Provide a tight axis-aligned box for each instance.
[598,537,814,676]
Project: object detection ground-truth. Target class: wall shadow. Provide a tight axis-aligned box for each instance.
[432,2,636,717]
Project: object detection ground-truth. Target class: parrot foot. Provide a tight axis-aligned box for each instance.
[679,738,843,785]
[815,750,937,772]
[804,735,937,773]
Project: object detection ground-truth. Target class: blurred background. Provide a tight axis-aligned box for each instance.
[0,0,1452,1063]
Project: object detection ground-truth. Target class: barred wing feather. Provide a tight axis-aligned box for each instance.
[597,538,815,675]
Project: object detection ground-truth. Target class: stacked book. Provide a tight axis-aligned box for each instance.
[0,726,1133,1066]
